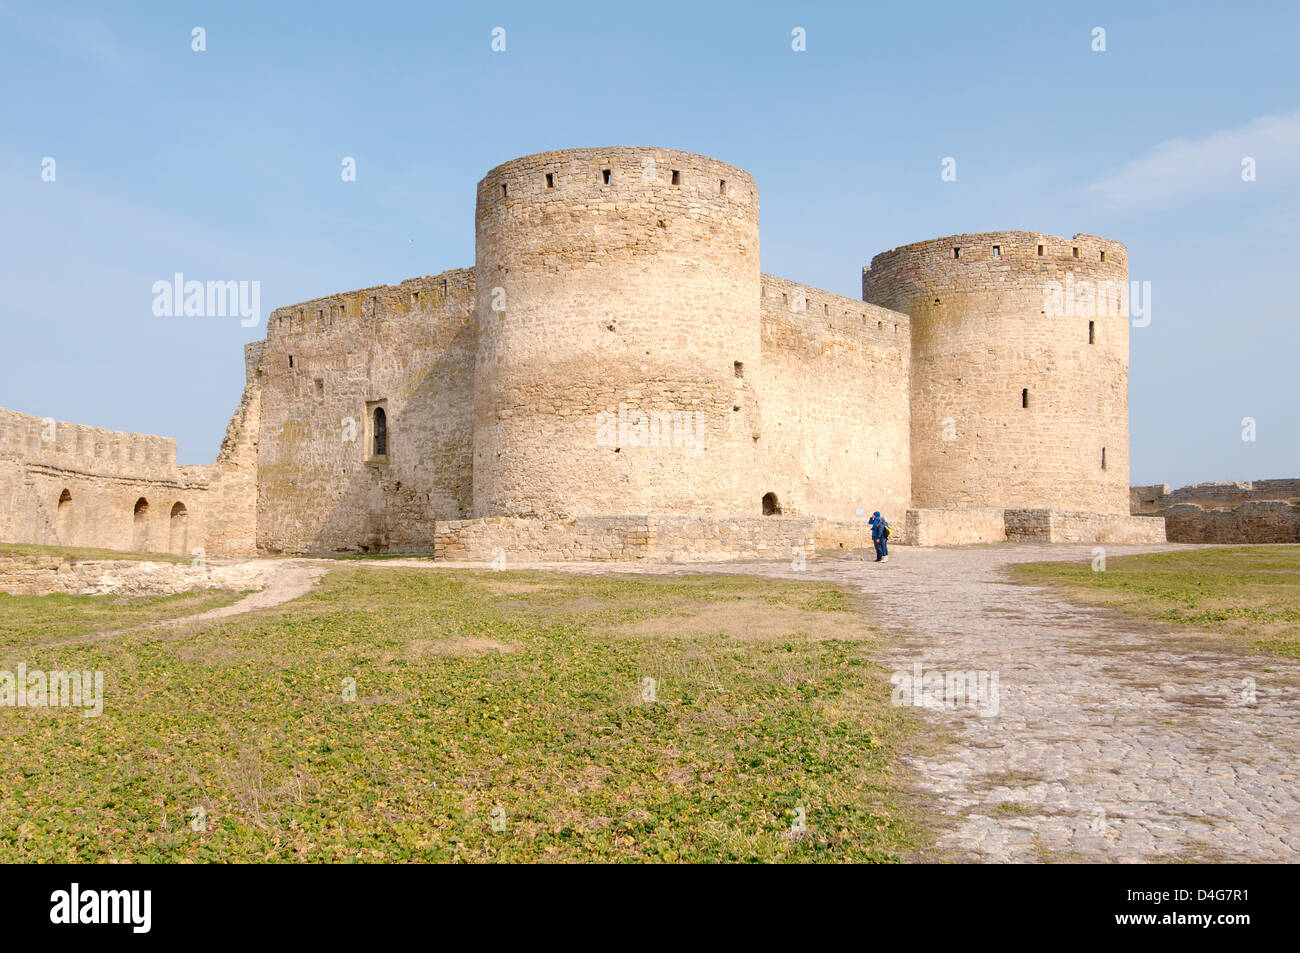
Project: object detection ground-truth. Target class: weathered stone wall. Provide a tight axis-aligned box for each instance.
[473,148,762,519]
[904,508,1006,546]
[759,275,911,519]
[434,515,816,563]
[254,269,475,554]
[1145,502,1300,543]
[1132,479,1300,513]
[0,408,211,555]
[865,232,1131,516]
[1005,509,1166,544]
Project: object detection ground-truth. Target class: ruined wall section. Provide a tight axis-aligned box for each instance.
[254,269,475,554]
[1132,479,1300,513]
[758,274,911,519]
[865,231,1130,515]
[0,408,209,554]
[473,147,762,519]
[188,341,264,556]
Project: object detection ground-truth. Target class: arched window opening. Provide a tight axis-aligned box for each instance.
[762,492,782,516]
[373,406,387,457]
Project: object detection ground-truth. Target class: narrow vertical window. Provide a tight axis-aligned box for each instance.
[993,245,1001,257]
[545,173,554,189]
[1101,447,1107,470]
[1088,321,1096,344]
[602,169,611,185]
[373,406,387,457]
[671,170,681,185]
[954,247,961,259]
[1022,388,1029,409]
[1037,244,1044,256]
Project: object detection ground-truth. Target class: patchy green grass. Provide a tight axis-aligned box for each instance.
[1013,546,1300,658]
[0,542,191,564]
[0,589,250,649]
[0,568,922,863]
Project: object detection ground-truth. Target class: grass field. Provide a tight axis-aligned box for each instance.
[1013,545,1300,658]
[0,567,921,863]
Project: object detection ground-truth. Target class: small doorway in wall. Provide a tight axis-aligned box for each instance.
[169,501,189,555]
[133,497,150,552]
[56,489,72,545]
[762,492,782,516]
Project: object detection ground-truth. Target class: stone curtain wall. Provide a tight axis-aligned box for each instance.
[0,407,211,554]
[865,231,1131,516]
[472,148,763,520]
[758,274,911,519]
[254,269,475,554]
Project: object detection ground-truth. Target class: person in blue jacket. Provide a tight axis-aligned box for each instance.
[869,511,890,562]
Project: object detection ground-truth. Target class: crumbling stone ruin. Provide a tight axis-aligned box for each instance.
[1,147,1169,561]
[1132,480,1300,543]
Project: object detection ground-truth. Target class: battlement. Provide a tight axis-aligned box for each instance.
[760,274,909,347]
[864,231,1128,314]
[476,146,757,217]
[0,406,181,481]
[265,267,475,344]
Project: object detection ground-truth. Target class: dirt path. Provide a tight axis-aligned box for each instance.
[154,560,327,630]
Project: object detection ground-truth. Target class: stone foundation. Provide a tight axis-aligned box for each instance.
[433,515,817,563]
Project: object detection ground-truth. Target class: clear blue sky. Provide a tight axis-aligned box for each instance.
[1,0,1296,487]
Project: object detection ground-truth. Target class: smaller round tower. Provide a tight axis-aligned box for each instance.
[864,231,1131,515]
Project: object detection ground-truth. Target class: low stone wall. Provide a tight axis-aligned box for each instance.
[903,508,1006,546]
[0,554,272,597]
[1152,502,1300,544]
[433,516,817,563]
[1005,509,1166,544]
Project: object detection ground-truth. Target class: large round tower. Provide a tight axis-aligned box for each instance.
[472,147,762,518]
[864,231,1130,515]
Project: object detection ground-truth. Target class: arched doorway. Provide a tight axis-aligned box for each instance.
[762,492,782,516]
[56,489,72,545]
[169,501,188,555]
[133,497,150,551]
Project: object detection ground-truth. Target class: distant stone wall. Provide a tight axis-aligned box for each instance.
[433,515,816,563]
[1148,502,1300,543]
[1132,479,1300,513]
[0,407,211,555]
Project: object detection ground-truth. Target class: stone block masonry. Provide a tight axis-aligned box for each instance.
[2,147,1164,559]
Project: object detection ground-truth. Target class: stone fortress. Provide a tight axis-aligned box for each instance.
[3,146,1189,562]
